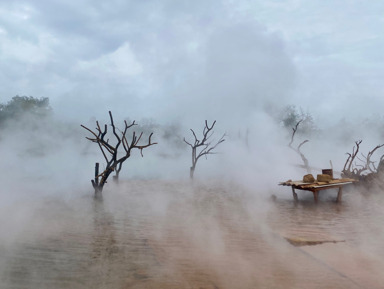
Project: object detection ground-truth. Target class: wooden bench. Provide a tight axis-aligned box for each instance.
[279,179,357,202]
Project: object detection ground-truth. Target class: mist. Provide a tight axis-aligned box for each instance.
[2,97,384,287]
[2,0,384,288]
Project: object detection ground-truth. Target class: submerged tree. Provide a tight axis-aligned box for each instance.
[289,119,311,173]
[184,120,225,179]
[81,111,157,195]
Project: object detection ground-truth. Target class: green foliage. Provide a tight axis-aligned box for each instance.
[0,96,51,125]
[280,105,317,136]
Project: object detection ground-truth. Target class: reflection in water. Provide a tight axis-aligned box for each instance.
[269,189,384,251]
[1,181,384,288]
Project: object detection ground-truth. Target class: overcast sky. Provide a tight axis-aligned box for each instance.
[1,0,384,127]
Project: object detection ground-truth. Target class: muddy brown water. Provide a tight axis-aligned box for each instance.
[1,180,384,288]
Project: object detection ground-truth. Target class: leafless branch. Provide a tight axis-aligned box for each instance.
[288,119,303,148]
[184,120,225,179]
[81,111,157,194]
[288,119,310,173]
[342,140,384,180]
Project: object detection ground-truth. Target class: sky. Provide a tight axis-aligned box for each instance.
[1,0,384,127]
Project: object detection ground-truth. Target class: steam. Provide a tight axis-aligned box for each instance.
[1,0,384,287]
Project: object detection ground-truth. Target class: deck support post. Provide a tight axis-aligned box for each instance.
[313,190,319,202]
[337,186,343,203]
[291,187,298,202]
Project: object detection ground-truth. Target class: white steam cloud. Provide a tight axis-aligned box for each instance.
[1,1,384,288]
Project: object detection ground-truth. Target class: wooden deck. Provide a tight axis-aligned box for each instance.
[279,178,357,202]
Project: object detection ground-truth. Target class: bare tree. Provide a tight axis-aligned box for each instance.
[184,120,225,179]
[81,111,157,195]
[288,119,310,173]
[342,140,384,180]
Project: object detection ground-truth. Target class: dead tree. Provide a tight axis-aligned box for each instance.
[81,111,157,195]
[288,119,310,173]
[184,120,225,179]
[342,140,384,181]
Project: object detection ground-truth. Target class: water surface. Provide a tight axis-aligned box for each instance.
[1,181,383,288]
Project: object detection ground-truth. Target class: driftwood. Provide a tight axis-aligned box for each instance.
[341,140,384,186]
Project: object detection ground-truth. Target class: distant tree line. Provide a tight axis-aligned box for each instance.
[0,96,51,126]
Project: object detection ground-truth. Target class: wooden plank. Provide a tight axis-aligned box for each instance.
[279,179,357,188]
[279,177,357,202]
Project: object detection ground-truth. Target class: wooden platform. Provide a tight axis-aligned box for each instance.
[279,178,357,202]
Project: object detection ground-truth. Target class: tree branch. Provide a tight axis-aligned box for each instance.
[184,120,225,179]
[81,111,157,193]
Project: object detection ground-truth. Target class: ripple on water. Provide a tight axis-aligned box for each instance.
[1,181,383,288]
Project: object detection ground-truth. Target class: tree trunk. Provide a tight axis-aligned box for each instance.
[190,166,195,180]
[91,162,104,195]
[93,185,103,197]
